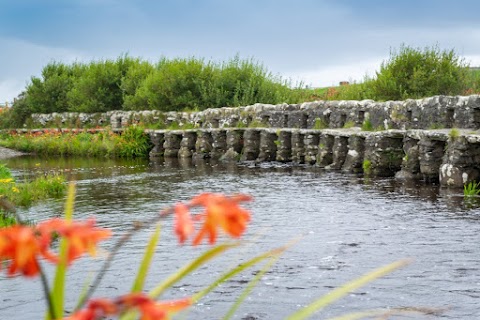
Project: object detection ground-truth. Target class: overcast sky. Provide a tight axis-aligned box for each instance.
[2,0,480,102]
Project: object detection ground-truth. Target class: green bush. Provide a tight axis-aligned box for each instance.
[4,55,302,127]
[372,45,468,100]
[67,57,136,113]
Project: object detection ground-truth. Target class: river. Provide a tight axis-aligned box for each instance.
[0,156,479,319]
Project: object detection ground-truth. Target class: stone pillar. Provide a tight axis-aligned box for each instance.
[342,135,365,173]
[148,131,165,158]
[304,131,320,165]
[194,130,213,160]
[395,136,420,180]
[316,134,334,168]
[211,130,227,159]
[364,132,405,177]
[240,129,261,161]
[440,136,480,187]
[276,130,292,162]
[112,116,123,129]
[257,130,278,162]
[163,131,182,158]
[178,131,197,158]
[326,135,349,170]
[220,129,244,161]
[291,131,305,163]
[418,137,446,182]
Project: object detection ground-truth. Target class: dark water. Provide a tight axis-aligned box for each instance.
[1,156,480,319]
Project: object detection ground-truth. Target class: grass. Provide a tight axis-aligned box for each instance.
[248,120,269,128]
[343,120,356,129]
[464,181,480,197]
[313,118,328,130]
[428,123,444,130]
[449,128,460,139]
[0,164,67,226]
[363,159,372,175]
[0,126,152,159]
[361,119,374,131]
[0,212,17,227]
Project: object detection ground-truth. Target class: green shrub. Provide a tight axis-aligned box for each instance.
[372,45,468,100]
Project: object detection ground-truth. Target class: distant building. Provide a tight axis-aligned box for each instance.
[339,81,350,86]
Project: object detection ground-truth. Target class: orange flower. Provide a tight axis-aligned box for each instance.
[37,218,111,263]
[174,203,194,244]
[172,193,252,245]
[66,298,118,320]
[65,293,191,320]
[0,225,56,277]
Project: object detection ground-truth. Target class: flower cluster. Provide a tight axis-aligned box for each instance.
[173,193,252,245]
[0,192,254,319]
[0,218,111,277]
[67,293,191,320]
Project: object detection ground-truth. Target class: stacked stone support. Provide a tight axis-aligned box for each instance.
[291,131,305,164]
[257,130,278,162]
[163,131,182,158]
[440,136,480,187]
[304,132,320,165]
[418,137,446,182]
[178,131,197,158]
[396,136,421,180]
[364,131,405,177]
[210,130,227,159]
[316,134,335,168]
[342,135,365,173]
[148,132,165,158]
[240,129,261,161]
[276,131,292,162]
[327,135,349,170]
[194,131,213,159]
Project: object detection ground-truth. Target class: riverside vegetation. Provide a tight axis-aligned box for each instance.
[1,45,480,129]
[0,164,66,227]
[0,126,152,158]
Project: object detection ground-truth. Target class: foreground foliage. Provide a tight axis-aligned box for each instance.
[0,182,440,319]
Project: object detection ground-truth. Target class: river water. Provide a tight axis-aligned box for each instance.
[1,156,480,319]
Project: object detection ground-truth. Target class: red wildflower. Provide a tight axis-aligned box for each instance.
[172,193,252,245]
[0,225,56,277]
[66,293,191,320]
[37,218,112,263]
[174,203,194,244]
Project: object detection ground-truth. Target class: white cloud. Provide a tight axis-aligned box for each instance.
[0,80,24,104]
[284,58,383,88]
[0,37,87,101]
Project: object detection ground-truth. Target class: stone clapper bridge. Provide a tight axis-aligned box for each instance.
[29,95,480,188]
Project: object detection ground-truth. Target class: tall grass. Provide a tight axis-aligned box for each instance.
[0,126,152,158]
[0,164,67,226]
